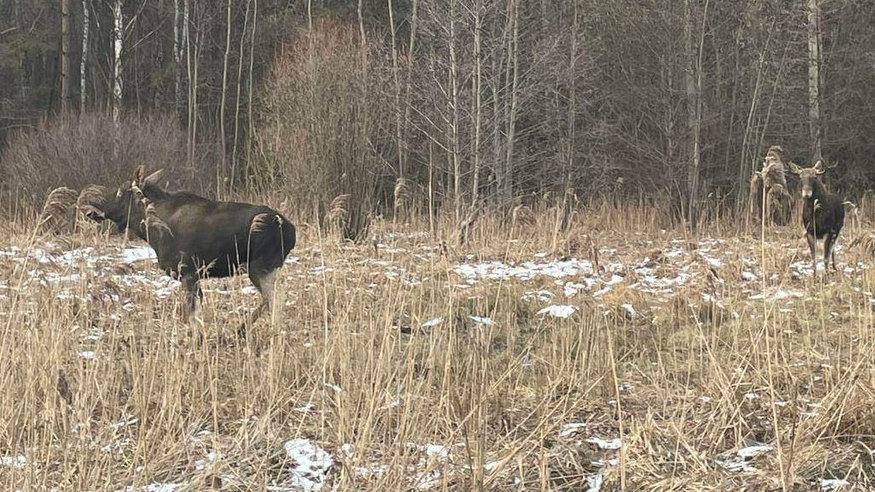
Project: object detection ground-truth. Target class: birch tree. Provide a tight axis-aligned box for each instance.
[79,0,90,111]
[60,0,71,112]
[111,0,124,122]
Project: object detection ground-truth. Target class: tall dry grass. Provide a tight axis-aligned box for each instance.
[1,199,874,490]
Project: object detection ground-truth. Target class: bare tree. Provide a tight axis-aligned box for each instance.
[111,0,124,122]
[807,0,823,163]
[684,0,708,227]
[79,0,90,111]
[174,0,183,113]
[219,0,233,196]
[60,0,71,112]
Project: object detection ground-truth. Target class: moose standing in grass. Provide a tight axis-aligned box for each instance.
[90,166,296,334]
[788,160,845,274]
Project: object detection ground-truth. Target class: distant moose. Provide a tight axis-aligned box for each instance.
[89,166,296,333]
[749,145,793,227]
[788,160,845,273]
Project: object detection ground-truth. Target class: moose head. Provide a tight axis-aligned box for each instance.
[788,160,836,199]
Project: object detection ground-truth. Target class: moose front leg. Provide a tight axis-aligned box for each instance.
[180,274,203,324]
[806,232,817,275]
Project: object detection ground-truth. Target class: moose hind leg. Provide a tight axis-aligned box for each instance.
[237,269,278,338]
[824,232,838,272]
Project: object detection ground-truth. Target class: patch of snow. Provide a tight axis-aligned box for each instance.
[736,445,773,459]
[586,437,622,450]
[194,450,218,470]
[283,438,334,491]
[821,478,849,490]
[452,258,594,282]
[323,383,343,393]
[537,305,577,318]
[522,290,554,302]
[119,246,157,263]
[422,444,451,458]
[122,484,182,492]
[78,350,97,360]
[741,271,757,282]
[422,317,443,328]
[468,316,495,325]
[586,472,604,492]
[0,455,26,468]
[558,422,587,438]
[621,303,636,318]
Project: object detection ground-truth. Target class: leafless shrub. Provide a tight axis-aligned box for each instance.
[511,204,536,229]
[0,113,216,213]
[394,178,412,223]
[255,20,389,241]
[39,187,78,233]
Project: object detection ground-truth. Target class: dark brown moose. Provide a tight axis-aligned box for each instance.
[94,166,296,334]
[788,160,845,274]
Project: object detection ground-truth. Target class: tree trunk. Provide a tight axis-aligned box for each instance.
[401,0,419,184]
[684,0,707,228]
[79,0,89,111]
[60,0,71,112]
[448,0,461,224]
[111,0,124,122]
[502,0,520,208]
[807,0,823,163]
[231,0,251,186]
[219,0,232,196]
[470,0,482,210]
[387,0,403,179]
[174,0,183,114]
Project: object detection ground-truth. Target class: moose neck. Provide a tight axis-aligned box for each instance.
[806,178,827,201]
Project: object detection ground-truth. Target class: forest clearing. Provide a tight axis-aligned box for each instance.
[2,204,875,490]
[3,0,875,489]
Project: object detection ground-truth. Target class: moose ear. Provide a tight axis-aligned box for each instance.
[814,160,826,174]
[143,169,164,185]
[787,162,802,175]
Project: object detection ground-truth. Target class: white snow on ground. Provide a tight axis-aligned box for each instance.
[468,316,495,325]
[453,258,594,282]
[586,437,622,450]
[716,444,774,473]
[283,438,334,491]
[820,478,849,490]
[421,317,443,328]
[119,245,157,263]
[537,305,577,318]
[120,484,182,492]
[0,455,26,468]
[558,422,587,437]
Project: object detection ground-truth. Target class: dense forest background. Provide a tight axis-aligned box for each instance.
[1,0,873,230]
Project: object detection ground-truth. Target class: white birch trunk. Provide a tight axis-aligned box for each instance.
[79,0,89,111]
[112,0,124,122]
[61,0,71,112]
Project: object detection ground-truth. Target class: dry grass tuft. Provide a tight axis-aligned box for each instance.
[39,187,79,233]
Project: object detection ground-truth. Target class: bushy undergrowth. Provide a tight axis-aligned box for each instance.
[0,112,216,213]
[254,20,395,240]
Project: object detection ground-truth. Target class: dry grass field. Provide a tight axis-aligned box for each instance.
[2,201,875,491]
